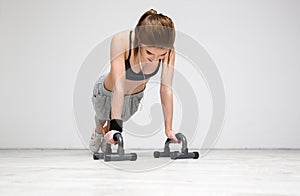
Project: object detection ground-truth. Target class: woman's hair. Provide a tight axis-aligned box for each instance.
[133,9,175,57]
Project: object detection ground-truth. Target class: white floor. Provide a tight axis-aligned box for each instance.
[0,149,299,196]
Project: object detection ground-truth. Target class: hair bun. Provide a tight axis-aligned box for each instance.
[148,9,157,15]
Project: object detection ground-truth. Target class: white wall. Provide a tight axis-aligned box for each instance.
[0,0,299,149]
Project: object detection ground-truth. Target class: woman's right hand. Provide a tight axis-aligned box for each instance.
[104,130,121,145]
[166,130,181,143]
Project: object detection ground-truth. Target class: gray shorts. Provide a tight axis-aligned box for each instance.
[92,74,144,122]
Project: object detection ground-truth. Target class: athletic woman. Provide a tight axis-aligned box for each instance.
[89,9,179,153]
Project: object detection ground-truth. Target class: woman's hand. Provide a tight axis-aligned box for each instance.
[104,130,121,145]
[165,130,180,143]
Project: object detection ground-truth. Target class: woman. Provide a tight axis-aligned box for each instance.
[90,9,179,153]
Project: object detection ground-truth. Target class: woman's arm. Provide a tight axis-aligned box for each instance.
[160,48,178,141]
[110,35,126,120]
[103,34,127,144]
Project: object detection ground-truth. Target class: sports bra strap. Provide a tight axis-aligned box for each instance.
[126,30,132,61]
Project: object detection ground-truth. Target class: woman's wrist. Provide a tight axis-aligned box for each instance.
[165,129,173,136]
[109,119,123,132]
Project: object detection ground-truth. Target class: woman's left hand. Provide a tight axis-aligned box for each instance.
[165,130,181,143]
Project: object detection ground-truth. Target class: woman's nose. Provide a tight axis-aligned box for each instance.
[148,57,158,62]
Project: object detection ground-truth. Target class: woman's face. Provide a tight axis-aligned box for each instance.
[139,44,169,65]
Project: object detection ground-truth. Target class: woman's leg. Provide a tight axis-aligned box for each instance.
[94,118,107,134]
[89,117,107,153]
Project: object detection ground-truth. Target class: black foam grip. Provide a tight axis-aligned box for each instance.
[113,132,121,141]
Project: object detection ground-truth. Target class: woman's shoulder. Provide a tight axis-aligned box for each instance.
[111,30,132,48]
[111,30,133,58]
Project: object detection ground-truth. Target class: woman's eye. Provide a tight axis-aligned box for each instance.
[146,50,152,55]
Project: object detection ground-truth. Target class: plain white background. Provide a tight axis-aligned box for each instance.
[0,0,299,149]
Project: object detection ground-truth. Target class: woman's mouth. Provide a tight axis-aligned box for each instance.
[147,58,152,62]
